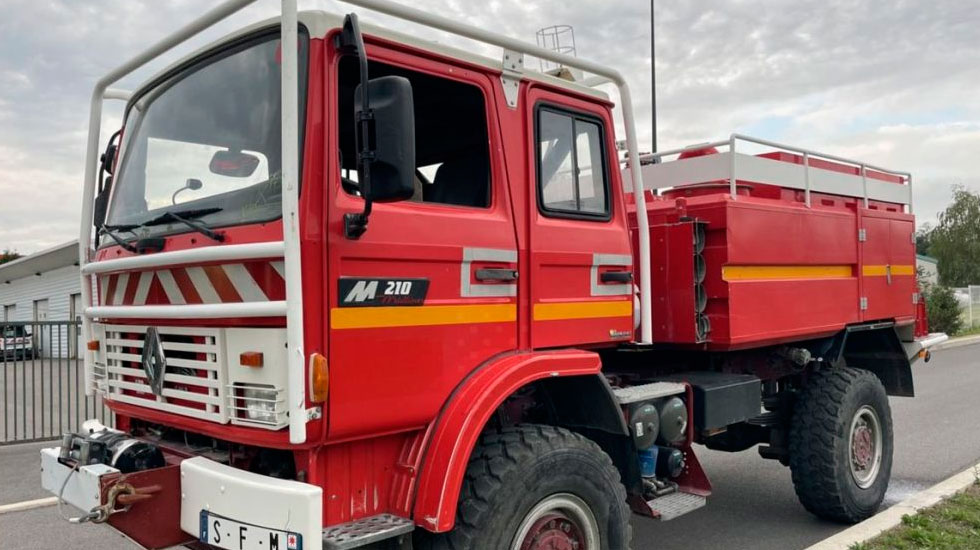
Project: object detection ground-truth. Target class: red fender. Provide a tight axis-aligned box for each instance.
[411,349,602,532]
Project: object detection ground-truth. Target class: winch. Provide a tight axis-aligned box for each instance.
[58,420,164,474]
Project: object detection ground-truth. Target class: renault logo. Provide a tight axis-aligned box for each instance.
[141,327,167,397]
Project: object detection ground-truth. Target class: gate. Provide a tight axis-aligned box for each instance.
[1,321,112,444]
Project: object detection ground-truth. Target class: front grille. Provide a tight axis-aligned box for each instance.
[97,325,228,423]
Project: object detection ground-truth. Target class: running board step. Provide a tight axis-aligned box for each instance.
[323,514,414,550]
[647,491,707,521]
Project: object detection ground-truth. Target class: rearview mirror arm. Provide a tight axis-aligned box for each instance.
[93,129,123,246]
[341,12,374,239]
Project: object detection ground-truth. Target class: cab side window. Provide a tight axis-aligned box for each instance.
[536,106,609,218]
[338,57,491,208]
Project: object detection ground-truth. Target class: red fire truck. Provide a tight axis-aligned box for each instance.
[42,1,947,549]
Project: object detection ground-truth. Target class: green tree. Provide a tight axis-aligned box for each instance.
[0,249,21,265]
[929,186,980,286]
[915,223,932,257]
[924,285,964,335]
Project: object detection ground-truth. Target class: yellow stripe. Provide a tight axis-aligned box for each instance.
[862,264,915,277]
[533,300,632,321]
[330,303,516,329]
[722,265,853,281]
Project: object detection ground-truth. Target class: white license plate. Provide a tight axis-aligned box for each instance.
[200,511,302,550]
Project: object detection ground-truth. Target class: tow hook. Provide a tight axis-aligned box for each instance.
[79,481,161,524]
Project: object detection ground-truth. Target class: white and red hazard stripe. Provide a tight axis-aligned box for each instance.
[98,261,285,306]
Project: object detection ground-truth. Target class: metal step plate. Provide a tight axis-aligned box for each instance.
[613,381,686,404]
[323,514,414,550]
[647,491,707,521]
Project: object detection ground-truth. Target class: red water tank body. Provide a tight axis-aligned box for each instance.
[628,149,917,350]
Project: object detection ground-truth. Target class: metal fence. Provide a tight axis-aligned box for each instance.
[953,286,980,330]
[1,321,112,445]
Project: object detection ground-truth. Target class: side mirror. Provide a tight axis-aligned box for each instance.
[354,76,415,203]
[94,130,122,242]
[93,176,112,230]
[102,143,118,175]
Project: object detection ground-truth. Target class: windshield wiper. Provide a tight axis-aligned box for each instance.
[99,224,139,253]
[141,207,225,242]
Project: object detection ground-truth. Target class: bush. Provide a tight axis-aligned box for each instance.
[925,285,963,335]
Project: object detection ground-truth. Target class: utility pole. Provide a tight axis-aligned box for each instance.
[650,0,659,155]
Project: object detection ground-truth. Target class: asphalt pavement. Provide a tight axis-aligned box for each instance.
[1,343,978,550]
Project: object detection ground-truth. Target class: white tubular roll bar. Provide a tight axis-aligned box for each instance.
[80,241,285,275]
[340,0,654,344]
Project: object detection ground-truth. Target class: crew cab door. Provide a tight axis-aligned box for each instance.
[525,89,634,348]
[326,47,518,439]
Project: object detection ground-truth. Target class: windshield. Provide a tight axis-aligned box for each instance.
[105,31,308,235]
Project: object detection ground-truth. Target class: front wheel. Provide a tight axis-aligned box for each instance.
[416,424,631,550]
[789,367,894,523]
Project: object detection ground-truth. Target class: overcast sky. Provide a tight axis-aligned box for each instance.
[1,0,978,254]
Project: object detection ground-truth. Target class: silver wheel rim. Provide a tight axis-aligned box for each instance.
[848,405,883,489]
[511,493,600,550]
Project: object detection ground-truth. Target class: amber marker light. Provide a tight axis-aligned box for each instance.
[240,351,264,368]
[86,340,100,351]
[310,353,329,403]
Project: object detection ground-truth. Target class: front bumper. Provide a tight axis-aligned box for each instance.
[181,457,323,550]
[42,440,323,550]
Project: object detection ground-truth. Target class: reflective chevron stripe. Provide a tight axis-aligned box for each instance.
[98,261,285,306]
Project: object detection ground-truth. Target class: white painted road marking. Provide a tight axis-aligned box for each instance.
[0,496,58,515]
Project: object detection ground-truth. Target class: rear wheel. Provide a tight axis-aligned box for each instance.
[789,367,893,523]
[416,424,631,550]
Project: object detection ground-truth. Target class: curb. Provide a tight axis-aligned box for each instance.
[932,334,980,352]
[803,463,980,550]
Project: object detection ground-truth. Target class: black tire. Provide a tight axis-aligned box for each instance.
[789,367,893,523]
[415,424,631,550]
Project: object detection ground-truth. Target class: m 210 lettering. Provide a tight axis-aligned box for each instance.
[339,277,429,307]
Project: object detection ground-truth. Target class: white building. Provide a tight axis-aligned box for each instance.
[0,241,82,357]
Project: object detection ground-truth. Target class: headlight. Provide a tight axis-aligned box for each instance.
[239,385,280,424]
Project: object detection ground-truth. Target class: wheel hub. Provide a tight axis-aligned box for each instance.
[848,405,883,489]
[512,494,599,550]
[519,512,586,550]
[852,424,874,468]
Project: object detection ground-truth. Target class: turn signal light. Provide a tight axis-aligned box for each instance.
[86,340,100,351]
[309,353,329,403]
[240,351,264,368]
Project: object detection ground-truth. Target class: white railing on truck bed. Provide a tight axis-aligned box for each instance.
[631,134,913,212]
[79,0,655,446]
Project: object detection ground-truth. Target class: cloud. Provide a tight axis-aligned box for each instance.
[1,0,978,254]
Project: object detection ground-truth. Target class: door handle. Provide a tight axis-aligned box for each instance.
[475,268,518,282]
[600,271,633,283]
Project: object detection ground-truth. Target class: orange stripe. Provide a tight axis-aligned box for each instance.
[331,304,516,329]
[722,265,853,281]
[533,300,632,321]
